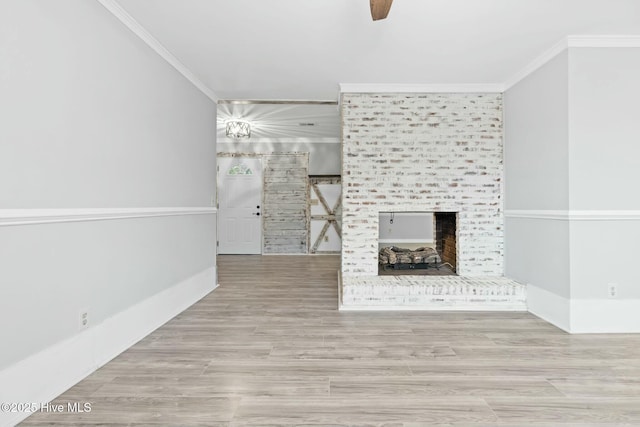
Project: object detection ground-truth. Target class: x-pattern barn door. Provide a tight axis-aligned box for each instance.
[309,176,342,254]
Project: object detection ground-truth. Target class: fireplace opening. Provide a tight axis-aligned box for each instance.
[378,211,457,276]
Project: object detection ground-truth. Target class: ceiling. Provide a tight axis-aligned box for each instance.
[112,1,640,141]
[115,0,640,101]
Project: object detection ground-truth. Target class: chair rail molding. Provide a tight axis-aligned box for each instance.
[504,210,640,221]
[339,83,504,94]
[0,207,217,227]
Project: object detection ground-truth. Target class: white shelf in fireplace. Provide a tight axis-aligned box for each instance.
[379,239,435,244]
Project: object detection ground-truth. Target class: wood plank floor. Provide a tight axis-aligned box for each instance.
[22,255,640,426]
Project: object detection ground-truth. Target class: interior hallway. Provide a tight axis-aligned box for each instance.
[22,255,640,425]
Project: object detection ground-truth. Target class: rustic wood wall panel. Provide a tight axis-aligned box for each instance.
[309,176,342,254]
[263,153,309,254]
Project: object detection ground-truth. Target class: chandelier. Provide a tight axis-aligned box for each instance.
[225,120,251,139]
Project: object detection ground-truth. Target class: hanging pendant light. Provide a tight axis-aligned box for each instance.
[225,120,251,139]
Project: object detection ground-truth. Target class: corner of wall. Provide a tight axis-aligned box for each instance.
[526,283,571,332]
[527,285,640,334]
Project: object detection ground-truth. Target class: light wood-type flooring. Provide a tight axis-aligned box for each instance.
[22,255,640,426]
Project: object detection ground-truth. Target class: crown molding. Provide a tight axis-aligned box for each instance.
[90,5,640,103]
[339,83,504,94]
[502,38,569,91]
[568,35,640,47]
[0,207,217,227]
[338,35,640,96]
[504,35,640,91]
[96,0,218,102]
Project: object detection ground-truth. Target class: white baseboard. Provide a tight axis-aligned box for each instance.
[0,266,217,427]
[526,284,640,333]
[570,299,640,333]
[526,283,571,332]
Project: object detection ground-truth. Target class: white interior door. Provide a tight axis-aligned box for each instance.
[218,156,263,254]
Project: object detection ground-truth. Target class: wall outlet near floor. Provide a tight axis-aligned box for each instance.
[607,283,618,298]
[79,309,90,330]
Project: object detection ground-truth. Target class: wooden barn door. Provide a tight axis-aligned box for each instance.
[309,176,342,254]
[262,153,309,254]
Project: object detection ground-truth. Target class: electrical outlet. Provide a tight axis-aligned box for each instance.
[607,283,618,298]
[79,309,89,330]
[324,235,329,242]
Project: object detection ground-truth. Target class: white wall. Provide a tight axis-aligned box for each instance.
[504,52,570,211]
[504,51,571,299]
[0,0,217,415]
[568,47,640,300]
[0,1,216,208]
[569,48,640,211]
[0,216,216,368]
[217,141,340,175]
[505,45,640,332]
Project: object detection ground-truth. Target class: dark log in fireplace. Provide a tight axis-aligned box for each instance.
[378,246,442,270]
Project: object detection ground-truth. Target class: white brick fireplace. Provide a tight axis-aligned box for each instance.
[340,92,526,310]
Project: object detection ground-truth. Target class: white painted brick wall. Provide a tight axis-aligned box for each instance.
[340,275,526,310]
[341,93,504,278]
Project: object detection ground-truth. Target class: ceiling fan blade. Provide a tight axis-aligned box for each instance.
[370,0,393,21]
